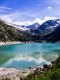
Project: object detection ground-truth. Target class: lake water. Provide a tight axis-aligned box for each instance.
[0,43,60,69]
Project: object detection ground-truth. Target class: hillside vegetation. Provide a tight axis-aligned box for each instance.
[22,56,60,80]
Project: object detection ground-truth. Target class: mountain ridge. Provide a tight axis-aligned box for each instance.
[0,18,60,42]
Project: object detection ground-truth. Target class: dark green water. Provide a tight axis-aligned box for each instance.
[0,43,60,69]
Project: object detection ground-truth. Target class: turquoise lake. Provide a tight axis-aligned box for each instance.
[0,43,60,69]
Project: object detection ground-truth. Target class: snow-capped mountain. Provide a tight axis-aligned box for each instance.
[37,19,60,35]
[12,22,40,31]
[0,18,60,42]
[26,22,40,29]
[25,19,60,42]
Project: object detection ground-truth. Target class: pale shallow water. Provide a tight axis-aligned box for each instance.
[0,43,60,69]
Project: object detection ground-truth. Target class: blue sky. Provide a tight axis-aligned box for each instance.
[0,0,60,25]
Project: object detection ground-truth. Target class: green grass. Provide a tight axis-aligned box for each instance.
[21,57,60,80]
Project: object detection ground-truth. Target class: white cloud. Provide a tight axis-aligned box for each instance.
[0,6,12,12]
[0,9,58,26]
[47,6,52,10]
[0,15,43,26]
[14,18,45,26]
[0,14,57,25]
[14,16,58,26]
[44,16,58,21]
[0,6,12,10]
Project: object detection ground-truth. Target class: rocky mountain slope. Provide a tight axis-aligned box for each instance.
[0,18,60,42]
[29,19,60,42]
[37,19,60,42]
[0,19,31,42]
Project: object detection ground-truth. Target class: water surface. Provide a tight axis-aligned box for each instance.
[0,43,60,69]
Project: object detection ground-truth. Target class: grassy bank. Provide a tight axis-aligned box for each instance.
[22,57,60,80]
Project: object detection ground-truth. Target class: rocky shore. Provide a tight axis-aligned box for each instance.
[0,41,33,46]
[0,67,37,80]
[0,41,22,46]
[0,65,51,80]
[0,56,60,80]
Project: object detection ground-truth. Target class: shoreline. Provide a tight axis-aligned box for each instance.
[0,67,37,80]
[0,41,32,46]
[0,41,22,46]
[0,64,52,80]
[0,41,59,46]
